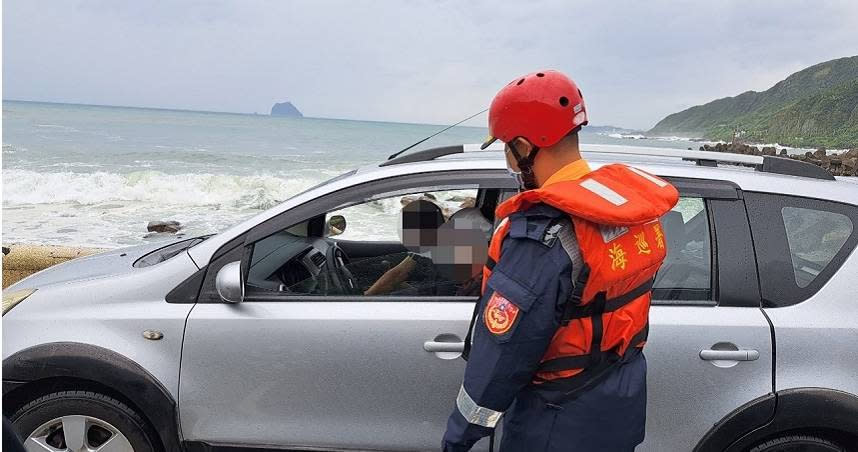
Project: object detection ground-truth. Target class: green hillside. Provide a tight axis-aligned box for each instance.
[649,56,858,148]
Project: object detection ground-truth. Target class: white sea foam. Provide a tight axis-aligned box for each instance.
[608,133,647,140]
[35,124,79,132]
[2,169,318,210]
[650,135,695,142]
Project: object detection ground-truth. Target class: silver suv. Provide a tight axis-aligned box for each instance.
[4,144,858,452]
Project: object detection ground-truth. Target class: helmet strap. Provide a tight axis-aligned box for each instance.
[508,140,541,190]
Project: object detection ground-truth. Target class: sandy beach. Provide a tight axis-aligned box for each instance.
[2,244,107,288]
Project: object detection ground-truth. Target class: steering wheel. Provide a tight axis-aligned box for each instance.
[328,243,361,295]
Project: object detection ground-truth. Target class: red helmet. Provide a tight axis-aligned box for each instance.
[481,70,587,150]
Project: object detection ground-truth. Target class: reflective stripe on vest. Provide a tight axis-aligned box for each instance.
[456,385,504,428]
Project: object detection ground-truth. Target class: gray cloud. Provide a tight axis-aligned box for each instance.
[4,0,858,129]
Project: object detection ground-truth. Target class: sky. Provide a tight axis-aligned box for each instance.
[3,0,858,130]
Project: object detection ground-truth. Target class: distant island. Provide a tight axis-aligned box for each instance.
[649,55,858,148]
[270,101,303,117]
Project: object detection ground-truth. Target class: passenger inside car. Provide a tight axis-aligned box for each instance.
[362,200,490,296]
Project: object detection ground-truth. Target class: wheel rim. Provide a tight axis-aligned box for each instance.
[24,415,133,452]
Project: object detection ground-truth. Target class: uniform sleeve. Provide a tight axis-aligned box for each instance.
[442,231,573,451]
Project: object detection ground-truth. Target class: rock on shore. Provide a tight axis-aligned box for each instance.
[148,220,182,233]
[699,143,858,177]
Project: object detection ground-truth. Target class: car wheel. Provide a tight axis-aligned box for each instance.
[11,390,159,452]
[750,434,844,452]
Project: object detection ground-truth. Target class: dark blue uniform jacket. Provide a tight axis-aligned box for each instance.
[442,204,647,452]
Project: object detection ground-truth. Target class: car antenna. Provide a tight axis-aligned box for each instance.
[387,108,488,160]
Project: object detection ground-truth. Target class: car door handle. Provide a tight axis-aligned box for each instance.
[424,341,465,353]
[699,349,760,361]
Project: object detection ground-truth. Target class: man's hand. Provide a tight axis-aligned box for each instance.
[363,254,416,295]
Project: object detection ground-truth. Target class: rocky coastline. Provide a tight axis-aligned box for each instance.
[698,142,858,177]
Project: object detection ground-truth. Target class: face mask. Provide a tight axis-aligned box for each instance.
[507,141,541,191]
[507,167,526,192]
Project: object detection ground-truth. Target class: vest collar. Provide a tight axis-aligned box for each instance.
[542,159,592,187]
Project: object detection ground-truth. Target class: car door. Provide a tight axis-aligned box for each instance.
[745,192,858,399]
[639,178,775,450]
[179,171,512,451]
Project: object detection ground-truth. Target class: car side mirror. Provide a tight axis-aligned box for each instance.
[327,215,347,237]
[215,261,244,304]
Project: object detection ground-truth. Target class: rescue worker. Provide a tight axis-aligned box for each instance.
[442,70,679,451]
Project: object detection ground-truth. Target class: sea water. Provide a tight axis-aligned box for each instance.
[3,100,710,248]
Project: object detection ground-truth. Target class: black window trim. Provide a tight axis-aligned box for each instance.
[708,197,762,308]
[648,177,743,307]
[241,170,515,302]
[662,176,740,200]
[649,196,717,307]
[169,172,750,305]
[244,294,479,303]
[243,174,739,305]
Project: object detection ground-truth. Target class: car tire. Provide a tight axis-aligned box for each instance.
[750,434,844,452]
[11,390,159,452]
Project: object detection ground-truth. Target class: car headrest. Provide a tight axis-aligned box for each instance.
[440,207,493,243]
[661,210,686,253]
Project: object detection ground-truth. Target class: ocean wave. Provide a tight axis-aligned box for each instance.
[107,148,312,166]
[641,135,701,142]
[35,124,79,132]
[606,133,645,140]
[604,133,696,141]
[45,162,104,169]
[2,169,319,209]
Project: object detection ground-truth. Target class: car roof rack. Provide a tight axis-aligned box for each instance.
[380,143,835,181]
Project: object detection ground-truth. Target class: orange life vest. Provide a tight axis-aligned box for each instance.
[482,163,679,393]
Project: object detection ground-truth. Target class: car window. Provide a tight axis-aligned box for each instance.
[653,197,712,301]
[329,190,478,242]
[246,188,491,298]
[745,192,858,307]
[781,206,853,288]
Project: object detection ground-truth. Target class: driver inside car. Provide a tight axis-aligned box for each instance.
[363,199,490,296]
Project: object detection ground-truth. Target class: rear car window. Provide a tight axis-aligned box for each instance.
[653,197,712,301]
[781,207,853,288]
[745,192,858,307]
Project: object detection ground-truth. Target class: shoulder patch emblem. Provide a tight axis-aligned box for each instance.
[484,292,520,335]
